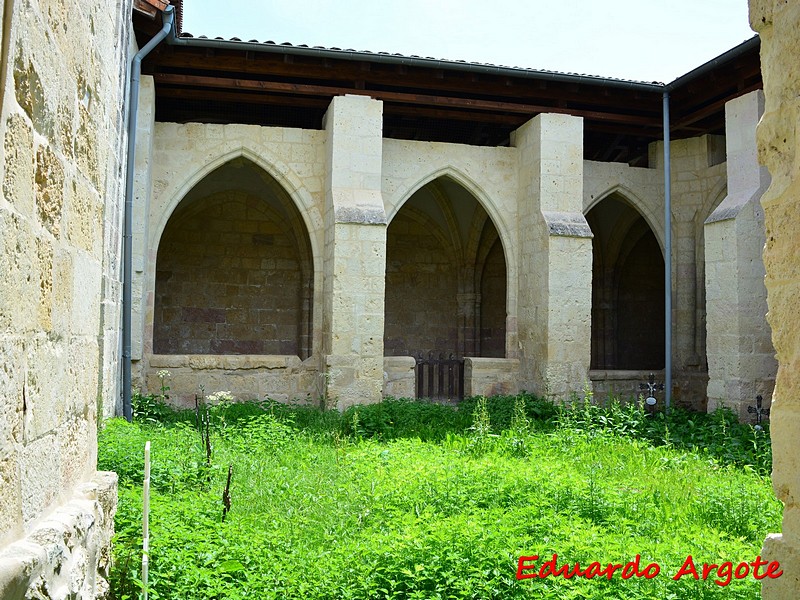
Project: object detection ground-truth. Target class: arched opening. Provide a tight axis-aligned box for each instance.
[587,194,664,370]
[384,176,507,359]
[153,158,313,358]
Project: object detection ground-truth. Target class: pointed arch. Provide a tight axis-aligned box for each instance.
[586,193,665,370]
[151,147,322,264]
[586,184,665,256]
[384,170,509,359]
[152,156,315,359]
[387,165,513,270]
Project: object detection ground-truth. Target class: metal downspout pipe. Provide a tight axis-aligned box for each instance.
[663,91,672,412]
[122,6,175,421]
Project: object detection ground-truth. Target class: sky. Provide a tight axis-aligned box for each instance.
[181,0,755,84]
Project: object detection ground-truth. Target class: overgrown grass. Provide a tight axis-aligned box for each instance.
[101,394,780,599]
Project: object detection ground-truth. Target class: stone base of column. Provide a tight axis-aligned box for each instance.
[323,354,383,410]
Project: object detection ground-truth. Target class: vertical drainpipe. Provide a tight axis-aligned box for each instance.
[123,7,175,421]
[663,91,672,412]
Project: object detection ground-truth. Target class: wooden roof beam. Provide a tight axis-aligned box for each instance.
[153,72,662,126]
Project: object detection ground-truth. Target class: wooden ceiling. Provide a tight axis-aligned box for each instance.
[134,12,761,167]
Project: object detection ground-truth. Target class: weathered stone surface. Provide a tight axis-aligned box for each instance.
[750,0,800,597]
[464,358,520,398]
[0,451,22,548]
[3,115,35,219]
[144,354,317,407]
[382,356,415,399]
[542,211,593,237]
[139,98,765,414]
[705,91,776,417]
[322,96,387,409]
[0,472,117,600]
[515,114,592,398]
[34,145,65,238]
[0,0,127,594]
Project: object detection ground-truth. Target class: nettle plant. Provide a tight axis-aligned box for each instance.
[101,393,777,600]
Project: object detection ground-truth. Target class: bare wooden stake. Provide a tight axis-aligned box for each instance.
[222,464,233,522]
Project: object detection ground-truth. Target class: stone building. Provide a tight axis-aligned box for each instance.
[0,0,797,597]
[0,0,134,596]
[129,6,775,419]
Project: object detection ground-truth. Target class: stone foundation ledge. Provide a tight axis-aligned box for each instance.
[0,471,118,600]
[464,357,520,397]
[144,354,320,406]
[589,369,665,403]
[149,353,303,370]
[383,356,416,399]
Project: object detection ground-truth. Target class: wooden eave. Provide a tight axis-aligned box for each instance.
[137,30,761,166]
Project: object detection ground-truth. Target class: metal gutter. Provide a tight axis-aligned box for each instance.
[663,91,672,412]
[123,5,175,422]
[665,36,760,92]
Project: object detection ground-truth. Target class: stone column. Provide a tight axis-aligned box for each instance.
[457,292,478,356]
[513,114,592,398]
[750,0,800,596]
[321,95,387,410]
[131,75,156,364]
[704,90,776,418]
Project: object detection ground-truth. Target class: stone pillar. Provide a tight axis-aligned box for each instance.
[750,0,800,596]
[457,292,478,356]
[704,90,776,418]
[513,114,592,398]
[322,95,386,410]
[131,75,156,364]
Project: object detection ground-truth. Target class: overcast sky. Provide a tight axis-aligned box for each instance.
[181,0,755,84]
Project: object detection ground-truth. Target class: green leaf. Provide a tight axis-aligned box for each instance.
[218,559,246,573]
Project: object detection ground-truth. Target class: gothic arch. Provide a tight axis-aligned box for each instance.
[384,172,508,358]
[151,147,322,263]
[586,193,665,370]
[387,165,513,271]
[586,184,665,256]
[151,156,316,359]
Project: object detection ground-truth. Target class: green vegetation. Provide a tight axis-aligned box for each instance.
[101,394,780,599]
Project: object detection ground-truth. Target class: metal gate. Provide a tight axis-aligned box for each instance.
[415,353,465,401]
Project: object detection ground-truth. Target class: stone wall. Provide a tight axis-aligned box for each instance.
[381,138,520,358]
[147,355,318,407]
[654,136,728,409]
[0,0,129,596]
[584,135,731,410]
[479,239,507,358]
[134,117,327,399]
[384,210,459,357]
[382,356,416,399]
[750,0,800,596]
[136,119,327,364]
[705,91,776,418]
[515,114,593,398]
[154,189,310,357]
